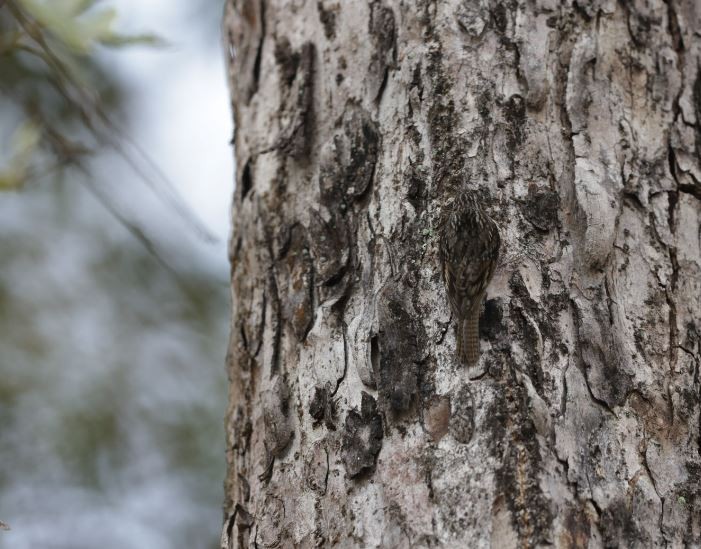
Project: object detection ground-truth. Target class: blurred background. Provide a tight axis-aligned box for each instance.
[0,1,232,548]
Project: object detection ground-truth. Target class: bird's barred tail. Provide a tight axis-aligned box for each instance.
[457,305,480,367]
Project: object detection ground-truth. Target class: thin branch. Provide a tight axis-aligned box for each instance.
[5,0,218,243]
[78,165,209,306]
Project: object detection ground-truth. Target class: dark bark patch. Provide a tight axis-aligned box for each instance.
[666,0,683,52]
[341,392,384,478]
[277,224,314,341]
[316,1,337,40]
[274,37,301,88]
[523,184,560,232]
[250,0,266,97]
[375,285,421,414]
[308,208,350,288]
[229,235,243,268]
[262,375,293,472]
[477,88,493,121]
[599,496,641,548]
[229,503,254,549]
[559,505,592,548]
[319,103,380,206]
[409,63,424,107]
[369,3,396,59]
[369,334,380,385]
[264,245,284,375]
[287,42,315,159]
[508,271,536,305]
[231,406,252,454]
[309,383,336,430]
[425,41,472,195]
[624,3,655,48]
[232,0,265,103]
[510,306,545,392]
[342,108,380,198]
[235,503,254,530]
[508,273,546,395]
[490,2,509,34]
[427,94,465,192]
[571,291,634,408]
[488,383,553,546]
[270,41,316,160]
[502,93,526,153]
[683,321,699,358]
[405,165,426,209]
[449,385,474,444]
[573,0,597,19]
[602,359,632,405]
[368,2,396,102]
[233,238,267,362]
[503,93,526,125]
[479,297,513,376]
[240,158,254,199]
[481,297,505,343]
[509,268,568,344]
[683,462,701,497]
[693,69,701,161]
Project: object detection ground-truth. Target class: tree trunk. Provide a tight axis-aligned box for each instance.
[222,1,701,547]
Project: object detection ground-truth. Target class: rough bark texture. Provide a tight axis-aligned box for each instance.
[222,1,701,547]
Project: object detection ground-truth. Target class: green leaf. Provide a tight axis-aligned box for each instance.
[67,0,101,16]
[0,120,42,190]
[14,121,42,154]
[16,0,163,54]
[99,32,167,48]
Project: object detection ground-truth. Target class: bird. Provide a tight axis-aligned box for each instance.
[438,190,500,366]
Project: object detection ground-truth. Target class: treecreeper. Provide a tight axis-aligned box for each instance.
[438,191,501,366]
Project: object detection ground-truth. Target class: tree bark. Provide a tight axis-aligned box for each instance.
[222,1,701,547]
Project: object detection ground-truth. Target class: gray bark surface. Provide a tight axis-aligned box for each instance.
[222,1,701,547]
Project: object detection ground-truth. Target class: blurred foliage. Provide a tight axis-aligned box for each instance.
[0,0,162,189]
[0,1,228,546]
[0,177,229,547]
